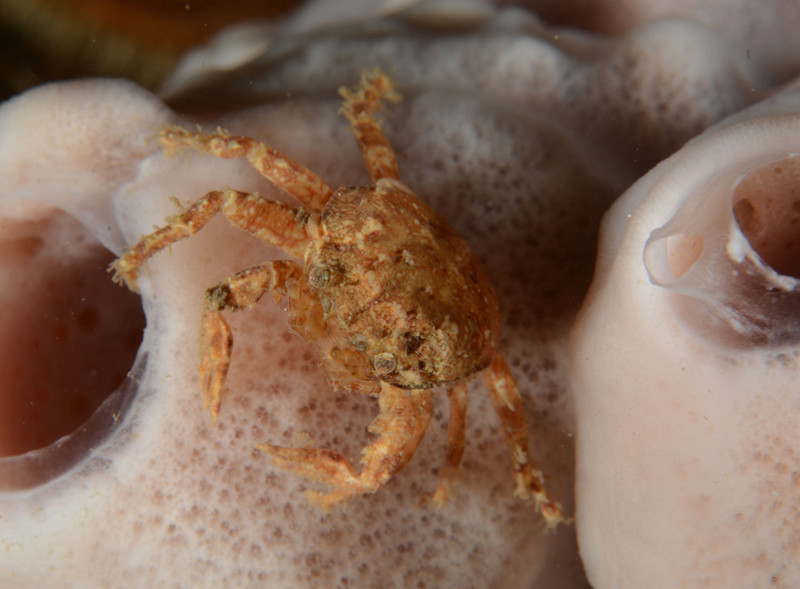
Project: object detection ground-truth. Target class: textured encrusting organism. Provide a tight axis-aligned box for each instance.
[4,1,800,587]
[112,70,567,527]
[571,83,800,588]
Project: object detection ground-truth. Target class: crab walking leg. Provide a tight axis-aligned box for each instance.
[111,187,309,290]
[432,382,468,508]
[258,384,434,509]
[201,260,304,424]
[483,353,568,529]
[199,310,232,427]
[159,127,335,211]
[339,70,401,182]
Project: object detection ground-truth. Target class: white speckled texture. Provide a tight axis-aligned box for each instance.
[571,82,800,588]
[0,49,589,589]
[1,1,799,587]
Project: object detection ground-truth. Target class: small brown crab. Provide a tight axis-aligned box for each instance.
[112,71,567,528]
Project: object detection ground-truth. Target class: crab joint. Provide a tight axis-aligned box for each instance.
[206,284,233,311]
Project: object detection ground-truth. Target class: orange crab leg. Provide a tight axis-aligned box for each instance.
[483,353,569,529]
[339,69,401,182]
[432,381,468,508]
[201,260,304,424]
[159,127,335,212]
[258,383,433,509]
[111,187,309,290]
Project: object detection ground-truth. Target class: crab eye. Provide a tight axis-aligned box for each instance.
[371,352,397,375]
[307,265,330,289]
[306,263,343,290]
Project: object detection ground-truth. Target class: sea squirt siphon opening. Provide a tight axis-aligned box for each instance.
[732,156,800,279]
[0,201,145,490]
[643,154,800,348]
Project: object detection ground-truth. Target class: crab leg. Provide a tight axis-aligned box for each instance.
[431,381,468,508]
[258,383,434,509]
[160,127,335,211]
[483,353,569,529]
[201,260,304,424]
[339,70,401,182]
[111,187,309,290]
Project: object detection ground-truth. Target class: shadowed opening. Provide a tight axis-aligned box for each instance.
[0,201,145,488]
[644,154,800,348]
[733,155,800,279]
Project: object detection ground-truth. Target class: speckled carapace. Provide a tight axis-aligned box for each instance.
[111,70,568,528]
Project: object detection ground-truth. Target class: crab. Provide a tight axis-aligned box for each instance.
[111,70,567,528]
